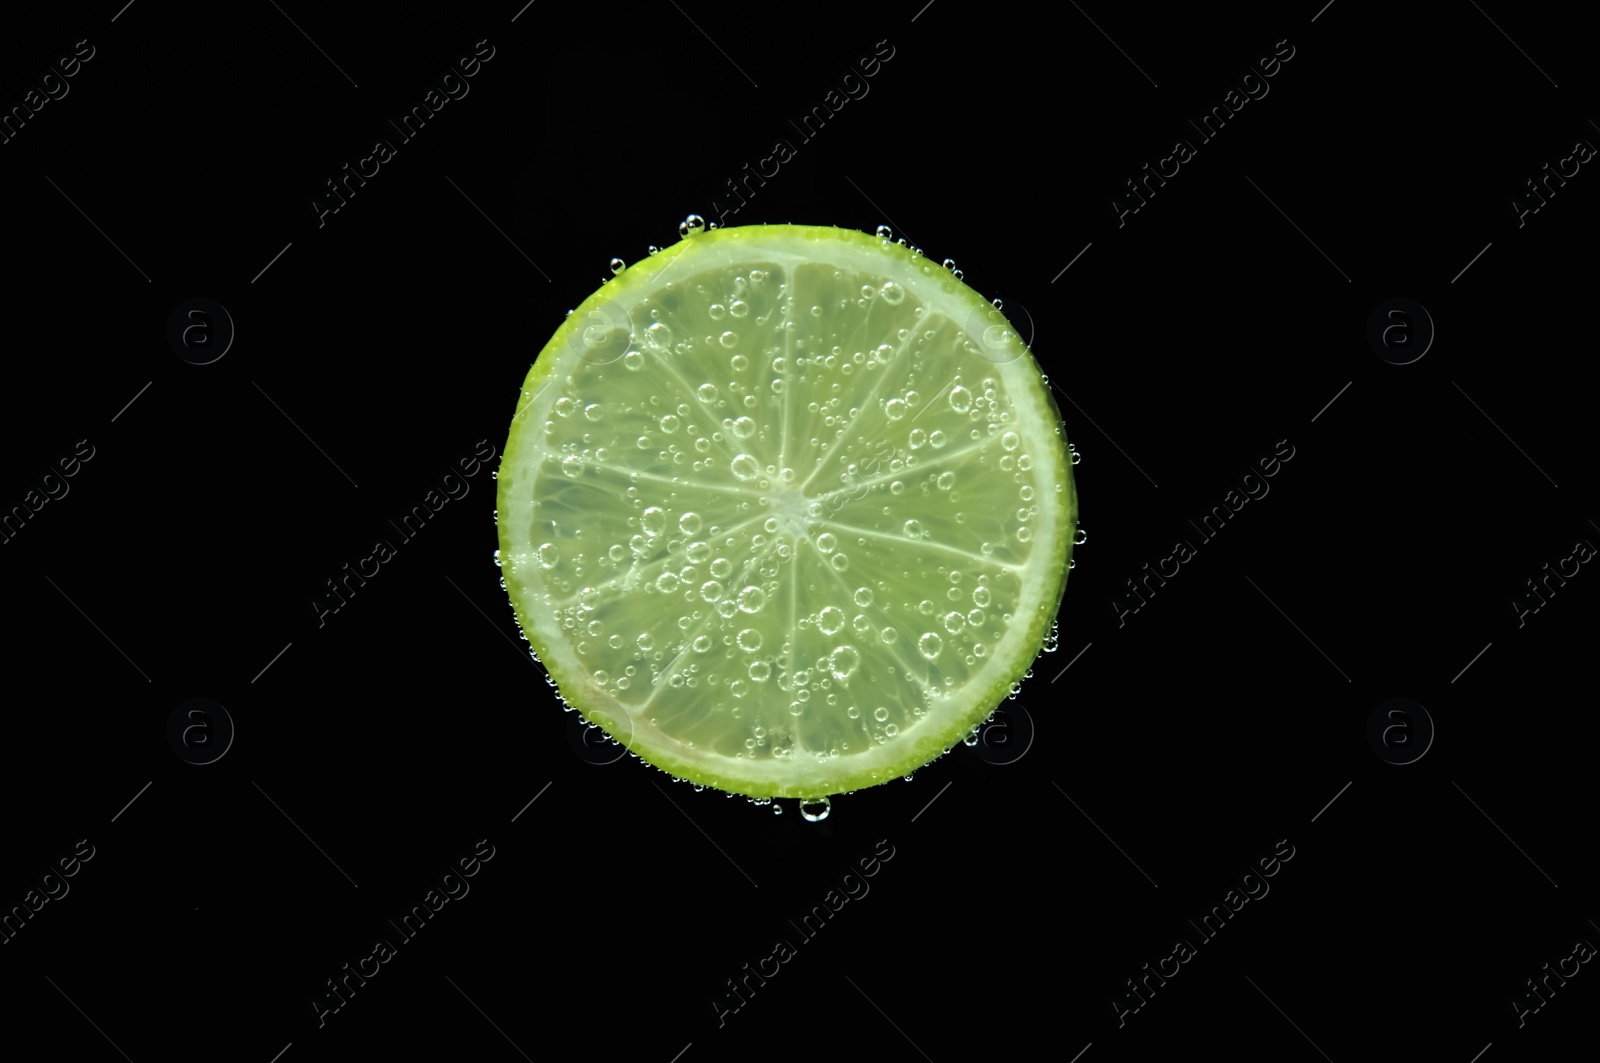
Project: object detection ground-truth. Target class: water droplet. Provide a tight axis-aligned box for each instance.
[679,214,705,236]
[799,796,831,822]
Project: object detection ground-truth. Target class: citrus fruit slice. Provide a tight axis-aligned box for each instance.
[496,223,1075,801]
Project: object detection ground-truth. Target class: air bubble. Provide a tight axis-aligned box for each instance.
[737,628,763,652]
[884,398,908,420]
[731,454,760,480]
[879,282,905,304]
[609,257,626,275]
[641,507,667,536]
[918,632,943,658]
[679,214,705,236]
[817,605,845,634]
[829,644,861,680]
[874,225,892,239]
[799,797,831,822]
[731,416,756,439]
[949,386,972,413]
[737,586,766,613]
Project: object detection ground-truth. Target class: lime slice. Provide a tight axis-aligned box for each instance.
[497,224,1075,800]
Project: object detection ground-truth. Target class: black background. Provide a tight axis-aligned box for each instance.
[2,2,1595,1060]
